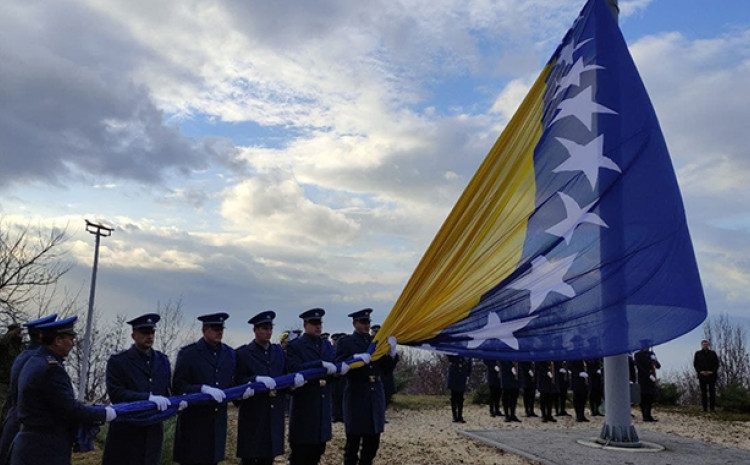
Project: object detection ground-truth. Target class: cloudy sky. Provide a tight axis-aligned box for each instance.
[1,0,748,371]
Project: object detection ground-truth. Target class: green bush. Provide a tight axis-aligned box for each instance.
[719,383,750,413]
[655,382,681,406]
[471,383,490,405]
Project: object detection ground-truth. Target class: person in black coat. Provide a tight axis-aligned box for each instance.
[499,361,521,422]
[286,308,336,465]
[234,311,287,465]
[569,360,589,422]
[172,313,236,465]
[446,355,472,423]
[554,361,570,416]
[535,361,558,423]
[693,339,720,412]
[330,333,345,423]
[11,317,116,465]
[336,309,396,465]
[483,360,501,417]
[587,358,603,416]
[635,345,661,422]
[519,361,537,417]
[103,313,172,465]
[0,314,57,465]
[371,324,399,409]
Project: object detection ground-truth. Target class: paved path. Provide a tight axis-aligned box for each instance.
[460,428,750,465]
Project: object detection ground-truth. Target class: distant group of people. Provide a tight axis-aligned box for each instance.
[0,308,399,465]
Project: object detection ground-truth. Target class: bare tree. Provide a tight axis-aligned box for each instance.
[0,219,70,324]
[703,313,750,389]
[154,297,196,361]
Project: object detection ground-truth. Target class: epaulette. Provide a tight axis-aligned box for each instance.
[46,355,59,365]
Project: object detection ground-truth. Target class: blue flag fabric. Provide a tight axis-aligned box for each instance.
[375,0,706,361]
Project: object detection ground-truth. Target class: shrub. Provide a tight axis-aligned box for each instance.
[471,383,490,405]
[655,382,680,405]
[718,383,750,413]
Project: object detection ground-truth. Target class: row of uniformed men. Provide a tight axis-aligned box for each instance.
[2,307,398,465]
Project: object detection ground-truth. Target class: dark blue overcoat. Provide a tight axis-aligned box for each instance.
[286,334,333,445]
[519,361,535,390]
[234,341,286,459]
[500,361,520,390]
[0,346,37,464]
[102,346,171,465]
[446,356,472,392]
[11,347,106,465]
[634,350,661,395]
[335,332,389,436]
[172,339,235,465]
[554,361,569,390]
[586,358,603,391]
[568,360,588,392]
[535,362,559,394]
[484,360,501,388]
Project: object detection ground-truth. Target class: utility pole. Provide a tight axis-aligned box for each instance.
[596,0,642,448]
[78,219,114,402]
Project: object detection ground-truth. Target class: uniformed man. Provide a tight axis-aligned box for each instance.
[234,310,286,465]
[335,309,396,465]
[11,316,116,465]
[483,359,502,417]
[447,355,472,423]
[569,359,589,422]
[634,343,661,422]
[330,333,345,423]
[286,308,336,465]
[172,313,236,465]
[102,313,172,465]
[535,361,558,423]
[0,323,24,421]
[554,360,571,417]
[500,361,521,422]
[519,361,537,417]
[371,324,398,408]
[587,358,603,416]
[0,314,57,464]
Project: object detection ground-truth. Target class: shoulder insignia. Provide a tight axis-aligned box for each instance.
[46,356,59,365]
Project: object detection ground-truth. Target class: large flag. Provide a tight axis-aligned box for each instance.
[373,0,706,361]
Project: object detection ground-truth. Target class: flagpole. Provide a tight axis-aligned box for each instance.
[596,0,641,448]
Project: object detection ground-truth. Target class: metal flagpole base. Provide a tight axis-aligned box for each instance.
[596,423,641,448]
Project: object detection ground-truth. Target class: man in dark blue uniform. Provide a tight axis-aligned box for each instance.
[519,361,537,417]
[587,358,603,416]
[286,308,336,465]
[483,359,502,417]
[11,316,116,465]
[500,361,521,422]
[0,314,57,465]
[447,355,472,423]
[173,313,235,465]
[336,309,396,465]
[102,313,172,465]
[554,361,570,417]
[370,324,398,410]
[535,361,558,423]
[635,344,661,422]
[234,310,286,465]
[330,333,345,423]
[569,359,589,422]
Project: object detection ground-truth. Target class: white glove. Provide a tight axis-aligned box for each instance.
[547,371,553,379]
[511,367,517,375]
[650,354,657,361]
[339,362,350,375]
[179,400,188,411]
[322,361,337,375]
[256,376,277,390]
[528,370,534,377]
[579,372,589,378]
[494,365,501,373]
[596,369,602,375]
[104,406,117,422]
[201,385,226,403]
[649,374,656,382]
[148,394,171,412]
[294,373,306,388]
[387,336,398,357]
[559,368,566,373]
[242,387,255,399]
[354,353,371,364]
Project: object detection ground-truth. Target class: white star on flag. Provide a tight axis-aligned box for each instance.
[553,134,621,190]
[557,38,592,68]
[553,58,604,99]
[456,312,536,350]
[545,192,608,245]
[548,85,617,132]
[509,254,577,314]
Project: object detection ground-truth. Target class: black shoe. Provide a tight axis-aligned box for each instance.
[528,412,538,417]
[542,417,549,423]
[504,417,512,423]
[458,418,466,423]
[511,416,522,423]
[644,417,658,422]
[576,417,589,422]
[490,412,497,417]
[557,411,571,417]
[452,418,460,423]
[547,416,557,422]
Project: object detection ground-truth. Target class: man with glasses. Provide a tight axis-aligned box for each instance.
[102,313,172,465]
[173,313,235,465]
[286,308,337,465]
[234,310,286,465]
